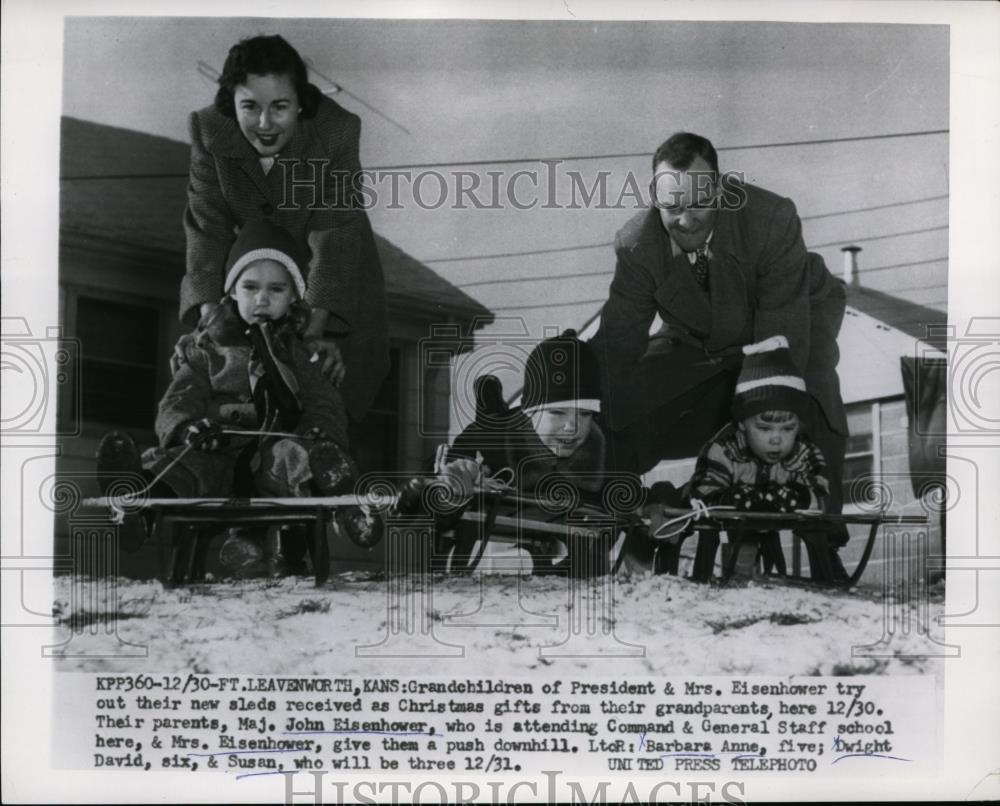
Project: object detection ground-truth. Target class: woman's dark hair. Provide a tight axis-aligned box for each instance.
[652,132,719,176]
[214,34,323,118]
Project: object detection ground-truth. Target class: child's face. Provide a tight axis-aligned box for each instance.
[740,413,800,464]
[529,407,595,458]
[230,259,297,324]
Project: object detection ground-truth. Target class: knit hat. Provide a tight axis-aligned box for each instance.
[522,329,602,416]
[224,220,307,299]
[732,335,809,421]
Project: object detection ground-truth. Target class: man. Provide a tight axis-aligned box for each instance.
[591,132,849,578]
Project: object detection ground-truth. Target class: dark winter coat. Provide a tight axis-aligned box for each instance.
[144,301,349,499]
[156,300,348,449]
[181,96,389,422]
[450,409,608,505]
[687,422,830,512]
[591,183,847,437]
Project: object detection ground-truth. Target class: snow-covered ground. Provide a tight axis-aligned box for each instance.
[51,571,945,679]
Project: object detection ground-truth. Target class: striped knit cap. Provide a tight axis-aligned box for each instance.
[732,335,809,421]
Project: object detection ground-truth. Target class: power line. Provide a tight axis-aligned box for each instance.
[491,298,605,312]
[442,226,948,276]
[810,225,948,250]
[871,281,949,293]
[370,128,949,173]
[861,256,949,275]
[801,194,948,222]
[303,58,411,136]
[61,172,187,181]
[854,299,948,313]
[428,242,610,266]
[456,267,612,290]
[461,256,950,294]
[60,127,948,181]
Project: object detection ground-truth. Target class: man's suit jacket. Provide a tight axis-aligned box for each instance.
[181,96,389,423]
[592,181,847,436]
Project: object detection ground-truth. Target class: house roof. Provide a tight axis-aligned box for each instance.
[845,284,948,352]
[837,284,947,403]
[59,116,493,325]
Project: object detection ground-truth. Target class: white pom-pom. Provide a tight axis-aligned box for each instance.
[742,335,789,356]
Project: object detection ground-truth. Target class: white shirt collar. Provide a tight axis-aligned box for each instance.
[669,229,714,262]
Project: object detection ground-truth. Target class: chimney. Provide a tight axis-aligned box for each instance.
[841,245,862,286]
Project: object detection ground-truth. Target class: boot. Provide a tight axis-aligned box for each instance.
[759,531,787,576]
[335,506,384,549]
[273,525,309,576]
[309,441,359,496]
[219,528,266,576]
[730,535,761,581]
[95,431,149,551]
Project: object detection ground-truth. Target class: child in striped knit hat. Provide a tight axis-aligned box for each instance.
[685,335,833,581]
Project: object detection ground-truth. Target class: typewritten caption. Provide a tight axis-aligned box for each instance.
[58,675,936,779]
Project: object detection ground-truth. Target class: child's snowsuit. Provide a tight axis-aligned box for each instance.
[686,421,829,578]
[141,300,349,499]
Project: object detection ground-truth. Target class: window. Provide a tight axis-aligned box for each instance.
[74,296,161,429]
[842,402,876,507]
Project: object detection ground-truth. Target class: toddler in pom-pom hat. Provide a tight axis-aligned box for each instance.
[683,335,844,582]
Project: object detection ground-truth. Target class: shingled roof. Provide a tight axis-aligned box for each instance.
[59,116,493,324]
[844,283,947,353]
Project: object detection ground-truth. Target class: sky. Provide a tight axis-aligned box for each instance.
[61,16,950,362]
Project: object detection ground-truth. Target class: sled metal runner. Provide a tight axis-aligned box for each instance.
[654,506,929,588]
[80,495,394,588]
[82,492,926,589]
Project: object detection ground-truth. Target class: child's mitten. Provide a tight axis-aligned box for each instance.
[184,418,228,452]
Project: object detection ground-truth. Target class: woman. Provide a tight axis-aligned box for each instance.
[181,34,389,424]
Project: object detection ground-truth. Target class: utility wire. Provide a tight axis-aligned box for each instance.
[435,225,948,275]
[460,259,951,292]
[428,242,609,266]
[456,267,612,290]
[371,128,948,172]
[303,58,411,135]
[801,194,948,221]
[810,224,948,250]
[492,282,950,313]
[60,128,948,181]
[859,256,948,275]
[491,298,606,312]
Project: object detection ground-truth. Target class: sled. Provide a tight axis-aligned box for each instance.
[81,494,395,588]
[438,491,635,578]
[652,507,929,587]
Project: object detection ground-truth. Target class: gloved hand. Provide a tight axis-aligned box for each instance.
[766,482,813,513]
[728,484,767,511]
[728,483,812,513]
[184,418,228,452]
[169,332,197,376]
[433,444,483,501]
[303,335,347,386]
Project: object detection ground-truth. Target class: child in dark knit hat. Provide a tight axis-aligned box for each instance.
[97,220,374,577]
[681,335,841,582]
[398,329,617,577]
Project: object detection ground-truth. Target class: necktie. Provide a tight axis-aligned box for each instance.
[691,246,710,292]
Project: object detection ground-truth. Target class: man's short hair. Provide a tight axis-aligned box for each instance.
[652,132,720,176]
